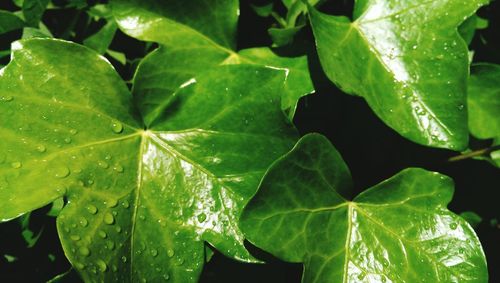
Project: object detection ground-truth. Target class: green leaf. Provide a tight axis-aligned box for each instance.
[112,0,314,122]
[251,3,274,17]
[106,49,127,65]
[308,0,490,150]
[0,39,298,282]
[241,134,488,283]
[0,10,25,35]
[268,26,303,47]
[468,64,500,141]
[83,21,118,54]
[22,0,49,27]
[22,26,52,39]
[460,211,483,228]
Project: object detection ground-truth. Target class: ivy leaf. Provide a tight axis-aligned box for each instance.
[468,64,500,141]
[22,0,49,27]
[0,10,25,35]
[112,0,313,122]
[83,21,118,55]
[0,39,298,282]
[467,63,500,167]
[241,134,488,282]
[308,0,490,150]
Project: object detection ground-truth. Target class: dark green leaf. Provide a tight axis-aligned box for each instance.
[468,64,500,141]
[308,0,490,150]
[251,3,274,17]
[268,26,303,47]
[0,10,25,35]
[0,39,298,282]
[241,134,488,282]
[83,21,118,55]
[22,0,49,27]
[22,26,52,39]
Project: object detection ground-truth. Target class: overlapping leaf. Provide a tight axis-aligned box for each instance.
[308,0,490,150]
[241,134,488,283]
[468,63,500,167]
[111,0,313,122]
[0,39,298,282]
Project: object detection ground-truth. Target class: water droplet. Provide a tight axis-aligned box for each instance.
[69,129,78,135]
[150,249,158,257]
[78,246,90,256]
[98,160,109,169]
[122,200,130,208]
[98,230,107,238]
[121,256,127,263]
[70,235,81,241]
[113,164,124,173]
[450,223,458,230]
[167,249,175,257]
[79,217,88,227]
[64,137,72,144]
[11,161,22,169]
[458,104,464,110]
[87,205,98,215]
[357,272,366,280]
[103,212,114,225]
[163,274,170,280]
[111,265,118,272]
[54,166,70,178]
[106,199,118,208]
[0,96,13,102]
[111,120,123,134]
[96,259,108,272]
[106,240,115,250]
[115,226,122,233]
[36,145,46,153]
[75,262,85,270]
[197,213,207,223]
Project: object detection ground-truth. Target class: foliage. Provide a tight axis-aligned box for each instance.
[0,0,498,282]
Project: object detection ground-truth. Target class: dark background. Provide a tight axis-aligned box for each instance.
[0,0,498,282]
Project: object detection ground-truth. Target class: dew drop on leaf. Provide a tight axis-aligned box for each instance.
[54,166,70,178]
[106,240,115,250]
[103,212,115,225]
[98,230,107,239]
[11,161,22,169]
[450,223,458,230]
[79,217,89,227]
[167,249,175,257]
[122,200,130,208]
[98,160,109,169]
[96,259,108,272]
[78,246,90,257]
[113,164,124,173]
[86,204,98,215]
[121,256,127,263]
[70,235,81,241]
[150,249,158,257]
[106,198,118,208]
[69,129,78,135]
[75,262,85,270]
[111,120,123,134]
[0,96,13,102]
[36,145,46,153]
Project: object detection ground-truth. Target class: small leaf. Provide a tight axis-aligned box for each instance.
[113,0,314,122]
[241,134,488,282]
[0,39,298,282]
[0,10,25,35]
[268,26,303,47]
[22,0,49,27]
[308,0,490,150]
[251,3,274,17]
[468,63,500,141]
[83,21,118,54]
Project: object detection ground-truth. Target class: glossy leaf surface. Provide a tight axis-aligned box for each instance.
[308,0,490,150]
[112,0,313,122]
[0,39,298,282]
[241,134,488,283]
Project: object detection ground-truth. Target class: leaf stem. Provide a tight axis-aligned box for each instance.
[448,145,500,162]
